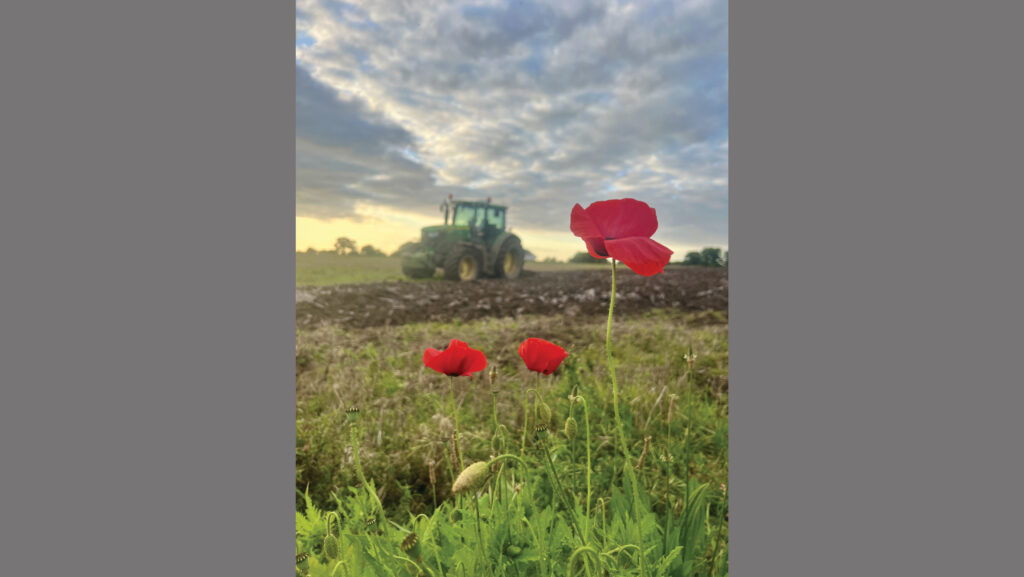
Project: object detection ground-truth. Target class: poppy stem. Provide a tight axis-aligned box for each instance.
[606,260,631,461]
[450,376,464,470]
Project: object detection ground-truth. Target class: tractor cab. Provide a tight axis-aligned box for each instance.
[444,199,507,245]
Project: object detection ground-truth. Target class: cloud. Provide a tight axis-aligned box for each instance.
[296,0,728,253]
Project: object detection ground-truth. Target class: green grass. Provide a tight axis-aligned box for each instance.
[296,308,728,576]
[296,253,610,286]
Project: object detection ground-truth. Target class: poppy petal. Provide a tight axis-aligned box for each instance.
[582,237,610,259]
[578,199,659,240]
[460,348,487,375]
[570,204,604,240]
[605,237,674,276]
[518,338,568,375]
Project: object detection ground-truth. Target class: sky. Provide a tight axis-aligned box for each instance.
[296,0,727,261]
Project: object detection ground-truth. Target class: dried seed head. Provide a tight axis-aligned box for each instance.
[345,406,360,423]
[323,534,340,559]
[427,459,437,487]
[401,532,421,558]
[563,416,578,440]
[488,366,497,386]
[452,461,491,495]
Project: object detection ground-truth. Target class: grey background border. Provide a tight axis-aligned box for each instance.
[0,1,1021,574]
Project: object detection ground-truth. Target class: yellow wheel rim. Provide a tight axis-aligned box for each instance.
[459,256,476,279]
[504,251,517,275]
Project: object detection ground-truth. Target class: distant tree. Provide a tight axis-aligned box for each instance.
[304,247,317,255]
[723,250,729,266]
[541,257,560,264]
[334,237,357,255]
[569,251,604,264]
[360,245,386,257]
[700,247,724,267]
[682,251,705,266]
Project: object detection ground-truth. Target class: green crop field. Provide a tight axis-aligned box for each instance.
[296,253,609,287]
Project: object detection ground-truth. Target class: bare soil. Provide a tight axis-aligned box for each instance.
[296,267,728,329]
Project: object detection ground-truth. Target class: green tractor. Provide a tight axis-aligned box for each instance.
[401,196,526,281]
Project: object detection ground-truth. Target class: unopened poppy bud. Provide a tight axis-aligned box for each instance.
[401,532,422,559]
[535,398,552,425]
[506,545,522,557]
[564,416,578,440]
[346,406,360,423]
[452,461,492,495]
[323,534,340,559]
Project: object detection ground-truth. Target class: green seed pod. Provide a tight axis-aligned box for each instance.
[323,534,340,559]
[452,461,492,495]
[564,416,578,440]
[505,545,522,557]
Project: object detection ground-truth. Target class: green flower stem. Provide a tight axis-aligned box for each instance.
[606,260,631,461]
[540,440,583,540]
[449,376,463,470]
[473,492,494,577]
[574,396,594,542]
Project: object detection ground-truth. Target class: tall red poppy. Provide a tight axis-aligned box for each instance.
[423,339,487,377]
[518,338,569,375]
[570,198,673,276]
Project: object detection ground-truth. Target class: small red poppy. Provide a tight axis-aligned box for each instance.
[423,339,488,377]
[518,338,569,375]
[570,198,674,276]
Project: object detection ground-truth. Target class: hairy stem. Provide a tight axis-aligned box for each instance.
[606,260,630,461]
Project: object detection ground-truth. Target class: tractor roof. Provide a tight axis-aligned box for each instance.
[452,199,507,210]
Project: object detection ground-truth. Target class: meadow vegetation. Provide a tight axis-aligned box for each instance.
[296,308,728,576]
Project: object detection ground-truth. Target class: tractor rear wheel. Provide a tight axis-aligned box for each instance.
[443,247,482,281]
[495,237,525,279]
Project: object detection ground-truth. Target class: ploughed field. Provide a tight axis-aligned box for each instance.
[296,267,728,329]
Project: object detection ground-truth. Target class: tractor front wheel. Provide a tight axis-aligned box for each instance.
[495,238,525,279]
[443,247,482,281]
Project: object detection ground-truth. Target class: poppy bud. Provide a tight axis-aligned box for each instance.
[296,552,310,570]
[452,461,492,495]
[506,545,522,557]
[323,534,340,559]
[535,398,552,425]
[401,532,422,559]
[564,416,578,440]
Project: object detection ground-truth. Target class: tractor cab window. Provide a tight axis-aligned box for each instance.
[486,208,505,230]
[452,205,479,227]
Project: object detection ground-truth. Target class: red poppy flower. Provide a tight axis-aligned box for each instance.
[570,198,674,276]
[518,338,569,375]
[423,339,487,377]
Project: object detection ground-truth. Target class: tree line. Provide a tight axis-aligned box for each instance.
[568,246,728,267]
[299,237,390,257]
